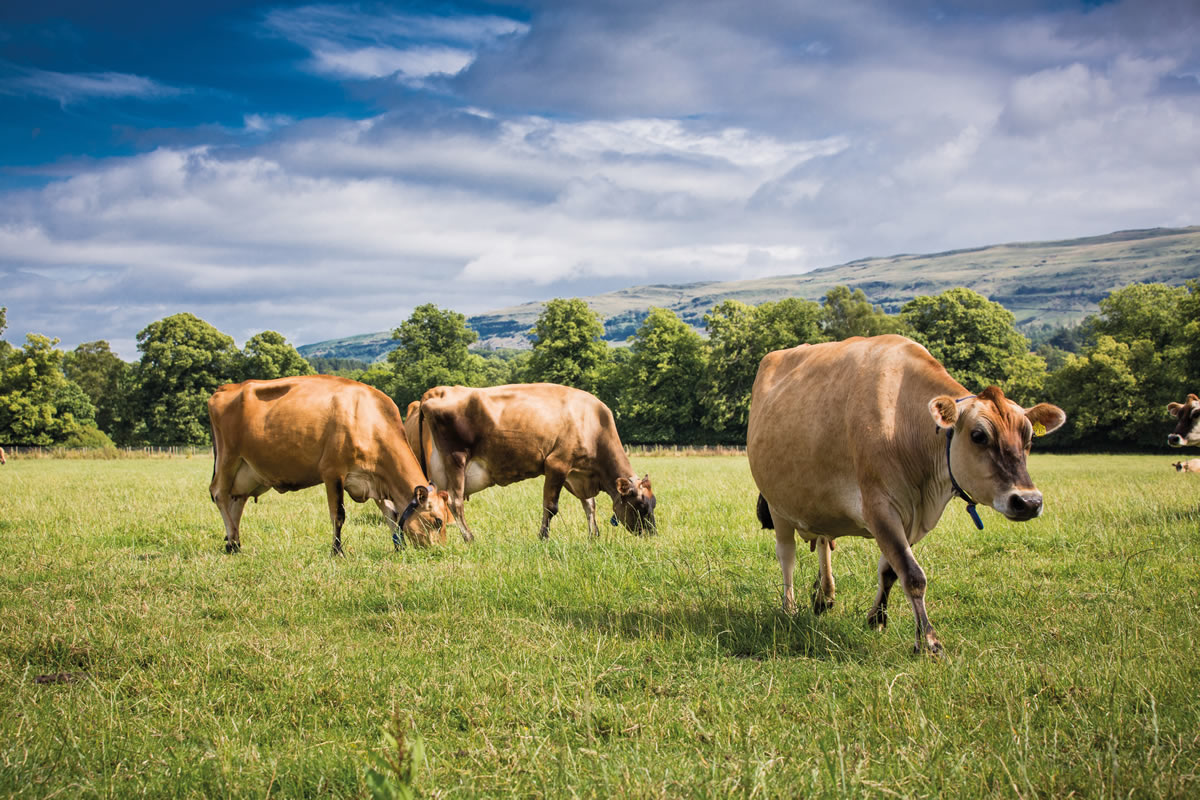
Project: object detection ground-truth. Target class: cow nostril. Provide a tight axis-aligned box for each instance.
[1009,494,1027,513]
[1168,435,1183,446]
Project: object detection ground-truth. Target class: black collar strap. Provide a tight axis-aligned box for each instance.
[944,428,984,530]
[394,484,435,549]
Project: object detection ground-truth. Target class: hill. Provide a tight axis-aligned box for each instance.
[298,226,1200,361]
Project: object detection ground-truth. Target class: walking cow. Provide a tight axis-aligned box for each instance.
[747,335,1065,654]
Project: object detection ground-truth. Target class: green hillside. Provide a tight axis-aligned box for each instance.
[298,226,1200,361]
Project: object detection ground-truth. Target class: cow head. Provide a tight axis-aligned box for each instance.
[1174,461,1185,472]
[929,386,1065,522]
[1167,394,1200,448]
[400,484,455,547]
[613,475,656,535]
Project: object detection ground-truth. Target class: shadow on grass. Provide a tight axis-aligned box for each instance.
[551,601,871,663]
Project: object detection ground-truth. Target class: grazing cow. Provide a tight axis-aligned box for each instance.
[0,446,6,465]
[408,383,656,541]
[1167,394,1200,448]
[747,335,1065,654]
[208,375,453,555]
[1173,459,1200,473]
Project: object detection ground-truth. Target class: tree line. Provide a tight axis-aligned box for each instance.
[0,279,1195,450]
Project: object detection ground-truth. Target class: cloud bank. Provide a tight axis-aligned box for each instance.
[1,0,1198,357]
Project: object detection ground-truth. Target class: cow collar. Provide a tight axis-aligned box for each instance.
[943,396,984,531]
[395,484,435,549]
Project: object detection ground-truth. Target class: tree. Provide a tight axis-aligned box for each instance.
[387,304,488,407]
[700,298,825,436]
[614,308,707,443]
[0,333,97,445]
[1046,336,1143,445]
[900,288,1046,404]
[239,331,312,381]
[820,286,908,341]
[62,341,130,437]
[0,307,10,364]
[130,313,238,445]
[525,299,610,393]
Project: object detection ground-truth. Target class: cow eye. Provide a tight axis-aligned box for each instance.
[970,429,988,446]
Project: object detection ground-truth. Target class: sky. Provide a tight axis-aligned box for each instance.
[1,0,1198,358]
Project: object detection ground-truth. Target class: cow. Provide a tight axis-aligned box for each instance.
[208,375,453,555]
[1167,394,1200,448]
[746,335,1065,654]
[407,383,656,541]
[1173,459,1200,473]
[0,446,6,465]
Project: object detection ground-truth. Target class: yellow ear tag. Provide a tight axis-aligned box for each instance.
[1032,422,1047,437]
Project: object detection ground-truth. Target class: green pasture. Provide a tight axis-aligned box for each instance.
[1,454,1198,798]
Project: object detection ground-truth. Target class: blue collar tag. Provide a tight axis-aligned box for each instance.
[965,503,984,530]
[610,514,619,526]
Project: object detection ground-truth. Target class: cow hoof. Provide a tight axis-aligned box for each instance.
[913,635,944,657]
[867,610,888,631]
[225,542,240,554]
[811,595,834,616]
[331,547,345,558]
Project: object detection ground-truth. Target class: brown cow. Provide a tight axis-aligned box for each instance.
[1167,394,1200,448]
[208,375,453,555]
[747,335,1065,654]
[0,446,6,465]
[408,383,655,541]
[1173,459,1200,473]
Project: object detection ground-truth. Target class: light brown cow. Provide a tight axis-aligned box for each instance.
[408,383,656,541]
[208,375,453,555]
[1173,459,1200,473]
[1167,394,1200,448]
[0,446,6,465]
[747,335,1065,654]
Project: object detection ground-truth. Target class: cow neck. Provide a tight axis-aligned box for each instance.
[941,395,983,531]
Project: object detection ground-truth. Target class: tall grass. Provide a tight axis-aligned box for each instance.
[1,454,1197,797]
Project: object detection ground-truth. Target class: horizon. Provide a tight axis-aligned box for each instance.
[3,1,1199,358]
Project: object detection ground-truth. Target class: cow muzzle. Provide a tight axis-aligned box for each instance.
[1000,490,1043,521]
[1168,433,1185,448]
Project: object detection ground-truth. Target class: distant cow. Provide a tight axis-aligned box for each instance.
[1167,394,1200,448]
[747,335,1065,654]
[0,446,6,465]
[209,375,453,555]
[408,383,656,540]
[1173,459,1200,473]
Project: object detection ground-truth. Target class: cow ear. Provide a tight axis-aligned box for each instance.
[929,395,958,430]
[639,474,652,492]
[1190,394,1200,403]
[1168,401,1183,418]
[438,490,450,502]
[1025,403,1066,435]
[413,485,430,503]
[616,477,633,495]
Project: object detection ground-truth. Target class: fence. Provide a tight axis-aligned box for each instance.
[1,445,209,460]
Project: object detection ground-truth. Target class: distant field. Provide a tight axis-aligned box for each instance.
[2,454,1199,798]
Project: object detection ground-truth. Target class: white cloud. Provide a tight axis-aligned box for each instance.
[262,4,529,85]
[1,68,181,105]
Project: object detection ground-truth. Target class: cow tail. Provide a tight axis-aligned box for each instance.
[418,404,428,477]
[756,493,774,529]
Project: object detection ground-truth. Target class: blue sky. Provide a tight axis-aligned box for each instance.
[2,0,1198,357]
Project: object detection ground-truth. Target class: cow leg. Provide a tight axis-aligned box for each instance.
[217,495,248,554]
[870,513,940,654]
[539,472,567,539]
[326,480,346,557]
[811,536,835,615]
[867,554,899,631]
[773,520,798,613]
[449,453,474,543]
[580,496,599,537]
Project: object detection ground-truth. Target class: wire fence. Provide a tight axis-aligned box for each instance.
[0,445,209,460]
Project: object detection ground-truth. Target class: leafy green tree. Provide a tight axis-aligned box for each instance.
[614,308,707,443]
[0,306,11,363]
[900,288,1046,404]
[130,313,238,445]
[387,304,488,406]
[820,285,908,340]
[524,298,610,393]
[700,298,825,436]
[0,334,97,445]
[63,341,130,437]
[1046,336,1143,445]
[239,331,313,381]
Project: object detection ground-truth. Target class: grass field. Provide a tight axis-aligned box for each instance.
[2,453,1199,798]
